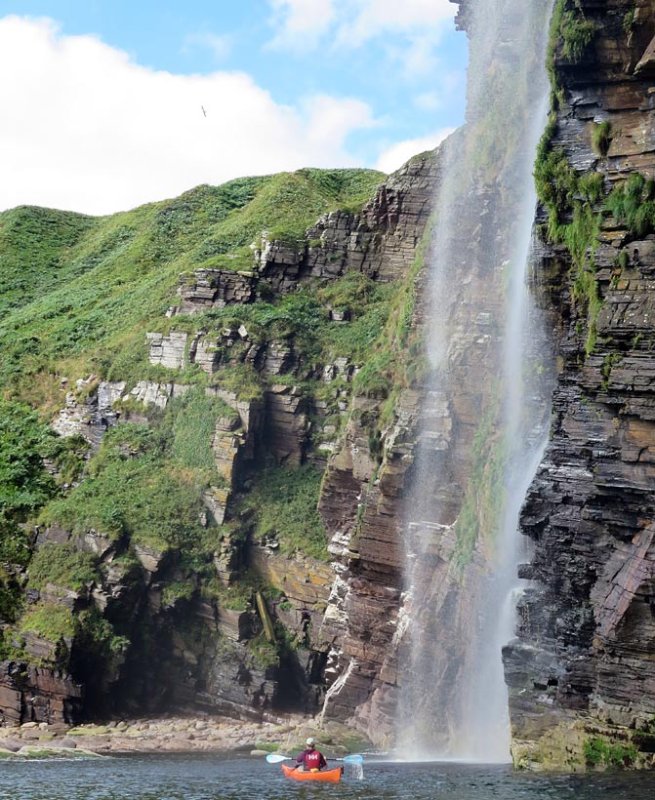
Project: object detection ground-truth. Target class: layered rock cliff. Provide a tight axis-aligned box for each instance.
[318,0,558,757]
[504,0,655,771]
[0,158,438,728]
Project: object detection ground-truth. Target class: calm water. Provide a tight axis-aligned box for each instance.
[0,754,653,800]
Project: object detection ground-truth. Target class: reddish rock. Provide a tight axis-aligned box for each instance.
[0,662,83,726]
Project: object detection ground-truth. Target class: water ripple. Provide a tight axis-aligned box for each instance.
[0,755,653,800]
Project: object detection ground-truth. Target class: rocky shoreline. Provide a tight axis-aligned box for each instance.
[0,714,366,759]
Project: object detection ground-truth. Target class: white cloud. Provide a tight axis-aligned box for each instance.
[182,32,232,62]
[375,129,454,174]
[401,34,441,77]
[268,0,335,50]
[414,72,465,111]
[304,94,377,149]
[337,0,455,47]
[414,91,442,112]
[267,0,456,75]
[0,16,376,215]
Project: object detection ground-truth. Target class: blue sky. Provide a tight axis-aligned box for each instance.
[0,1,468,214]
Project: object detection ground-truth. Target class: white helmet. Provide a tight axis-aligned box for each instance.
[306,737,315,746]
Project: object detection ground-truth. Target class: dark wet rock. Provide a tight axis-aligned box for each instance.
[503,0,655,769]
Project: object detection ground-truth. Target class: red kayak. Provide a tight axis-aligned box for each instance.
[281,764,343,783]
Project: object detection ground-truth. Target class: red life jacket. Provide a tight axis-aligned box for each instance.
[304,750,323,770]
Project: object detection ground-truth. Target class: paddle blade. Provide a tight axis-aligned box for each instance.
[342,754,364,764]
[266,753,290,763]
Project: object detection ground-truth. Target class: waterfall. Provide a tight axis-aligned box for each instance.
[319,656,355,727]
[396,0,554,761]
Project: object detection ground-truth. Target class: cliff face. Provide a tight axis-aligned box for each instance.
[317,163,513,747]
[504,0,655,770]
[0,158,438,727]
[319,0,556,753]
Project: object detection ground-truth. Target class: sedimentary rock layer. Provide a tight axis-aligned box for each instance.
[504,0,655,770]
[0,153,438,727]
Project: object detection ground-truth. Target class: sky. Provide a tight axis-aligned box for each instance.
[0,1,468,215]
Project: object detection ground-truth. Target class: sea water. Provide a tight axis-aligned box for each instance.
[0,754,653,800]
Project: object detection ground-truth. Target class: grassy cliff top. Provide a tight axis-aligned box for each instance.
[0,167,384,406]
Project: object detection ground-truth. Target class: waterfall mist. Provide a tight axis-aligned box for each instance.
[396,0,554,762]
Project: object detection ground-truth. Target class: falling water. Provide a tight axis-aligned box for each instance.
[319,656,354,727]
[455,97,554,761]
[397,0,554,761]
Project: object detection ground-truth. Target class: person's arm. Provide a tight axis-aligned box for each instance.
[320,753,327,769]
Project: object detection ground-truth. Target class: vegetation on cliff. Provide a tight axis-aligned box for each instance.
[0,400,64,645]
[550,0,596,65]
[0,161,402,714]
[39,423,214,552]
[0,168,383,402]
[239,465,328,560]
[583,737,638,770]
[606,174,655,238]
[535,1,605,356]
[27,543,99,593]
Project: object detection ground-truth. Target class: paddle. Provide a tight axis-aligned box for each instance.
[266,753,364,764]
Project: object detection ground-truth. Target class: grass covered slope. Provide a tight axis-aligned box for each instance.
[0,168,384,401]
[0,207,96,317]
[0,164,395,680]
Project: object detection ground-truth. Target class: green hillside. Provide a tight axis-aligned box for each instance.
[0,207,96,317]
[0,168,384,405]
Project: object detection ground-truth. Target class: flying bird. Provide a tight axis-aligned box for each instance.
[201,105,207,118]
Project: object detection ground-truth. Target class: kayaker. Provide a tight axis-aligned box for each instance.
[295,737,327,772]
